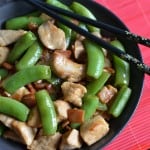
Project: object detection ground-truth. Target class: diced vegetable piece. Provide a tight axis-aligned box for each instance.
[67,109,85,123]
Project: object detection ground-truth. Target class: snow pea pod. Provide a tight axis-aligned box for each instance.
[36,90,57,135]
[25,11,41,17]
[46,0,71,11]
[86,71,111,95]
[0,68,8,79]
[16,41,43,70]
[111,40,130,87]
[5,16,44,30]
[97,101,108,111]
[70,2,100,33]
[0,96,30,121]
[82,95,99,121]
[109,85,132,117]
[7,31,37,63]
[2,65,51,94]
[84,40,105,79]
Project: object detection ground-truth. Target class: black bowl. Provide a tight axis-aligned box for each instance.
[0,0,144,149]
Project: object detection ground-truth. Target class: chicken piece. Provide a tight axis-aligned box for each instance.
[0,114,14,128]
[11,120,37,145]
[54,100,71,123]
[0,114,37,145]
[0,30,26,46]
[80,115,109,146]
[51,51,86,82]
[104,57,112,68]
[3,130,24,144]
[61,82,87,107]
[27,106,41,128]
[40,13,55,23]
[11,86,30,101]
[38,21,66,50]
[73,40,85,61]
[0,47,9,64]
[59,129,82,150]
[28,132,62,150]
[97,85,117,104]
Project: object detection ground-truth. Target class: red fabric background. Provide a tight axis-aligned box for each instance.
[95,0,150,150]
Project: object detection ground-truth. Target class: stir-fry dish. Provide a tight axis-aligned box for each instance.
[0,0,132,149]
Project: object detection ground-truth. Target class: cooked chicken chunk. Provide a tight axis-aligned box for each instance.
[0,47,9,64]
[11,86,30,101]
[38,21,66,50]
[0,30,26,46]
[80,115,109,146]
[11,120,37,145]
[51,51,86,82]
[61,82,87,107]
[60,129,82,150]
[3,130,24,144]
[28,132,62,150]
[0,114,37,145]
[40,13,54,22]
[27,106,41,128]
[54,100,71,122]
[0,114,14,128]
[73,40,85,60]
[97,85,117,103]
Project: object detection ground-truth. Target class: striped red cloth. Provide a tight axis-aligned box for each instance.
[95,0,150,149]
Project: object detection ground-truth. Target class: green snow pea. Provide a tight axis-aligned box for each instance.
[7,31,37,63]
[5,16,44,30]
[86,71,111,95]
[84,40,105,79]
[36,90,57,135]
[111,40,130,87]
[2,65,51,94]
[16,41,43,70]
[97,101,108,111]
[70,2,100,33]
[109,85,132,117]
[46,0,71,11]
[82,95,99,121]
[0,68,8,79]
[0,96,30,121]
[25,11,41,17]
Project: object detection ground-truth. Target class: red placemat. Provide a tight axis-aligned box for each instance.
[95,0,150,149]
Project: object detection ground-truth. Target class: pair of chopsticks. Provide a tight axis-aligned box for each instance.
[25,0,150,75]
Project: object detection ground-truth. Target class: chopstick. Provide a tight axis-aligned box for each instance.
[25,0,150,75]
[28,0,150,48]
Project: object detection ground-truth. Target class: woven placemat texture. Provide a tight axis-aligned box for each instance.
[95,0,150,150]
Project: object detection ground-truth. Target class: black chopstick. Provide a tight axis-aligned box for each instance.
[25,0,150,75]
[27,0,150,48]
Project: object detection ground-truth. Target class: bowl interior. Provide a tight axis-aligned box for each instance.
[0,0,144,149]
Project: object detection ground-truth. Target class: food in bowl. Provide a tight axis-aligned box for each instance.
[0,0,132,149]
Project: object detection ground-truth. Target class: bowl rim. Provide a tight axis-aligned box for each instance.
[0,0,144,150]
